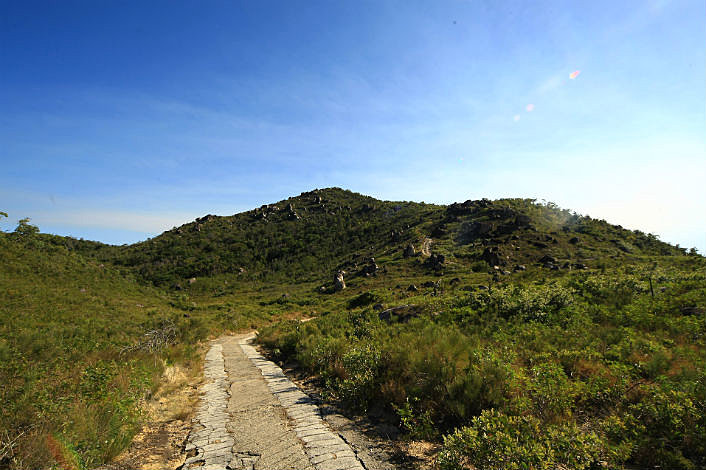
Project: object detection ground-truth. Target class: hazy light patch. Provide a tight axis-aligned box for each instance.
[513,114,521,122]
[569,70,581,79]
[32,209,202,234]
[536,74,564,94]
[526,104,535,112]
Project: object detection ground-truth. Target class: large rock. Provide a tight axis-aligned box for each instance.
[360,258,379,276]
[334,271,346,291]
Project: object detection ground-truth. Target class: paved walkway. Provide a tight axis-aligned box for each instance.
[180,334,366,470]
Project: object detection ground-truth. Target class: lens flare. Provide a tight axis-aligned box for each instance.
[569,70,581,79]
[526,104,535,112]
[513,114,521,122]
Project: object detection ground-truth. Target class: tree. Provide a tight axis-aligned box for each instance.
[14,217,39,238]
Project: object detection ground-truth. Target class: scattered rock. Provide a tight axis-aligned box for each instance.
[431,225,447,237]
[477,285,489,290]
[360,258,379,276]
[403,243,416,258]
[569,237,580,244]
[514,264,526,271]
[378,304,421,323]
[481,246,506,266]
[372,303,384,311]
[334,271,346,291]
[447,200,476,216]
[539,255,557,264]
[450,277,461,285]
[425,253,446,270]
[195,214,216,224]
[407,284,418,292]
[466,221,494,237]
[188,277,197,284]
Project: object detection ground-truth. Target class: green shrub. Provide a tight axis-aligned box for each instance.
[629,389,705,469]
[438,409,605,470]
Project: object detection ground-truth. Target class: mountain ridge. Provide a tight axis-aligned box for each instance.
[54,187,687,287]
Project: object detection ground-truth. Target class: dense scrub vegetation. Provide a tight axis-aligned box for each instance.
[0,223,264,469]
[260,258,706,469]
[2,188,703,469]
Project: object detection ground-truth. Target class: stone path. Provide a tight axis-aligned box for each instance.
[181,343,236,469]
[180,334,367,470]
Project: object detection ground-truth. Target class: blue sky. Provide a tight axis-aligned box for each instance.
[1,0,704,251]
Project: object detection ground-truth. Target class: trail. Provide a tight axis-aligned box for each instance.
[180,334,399,470]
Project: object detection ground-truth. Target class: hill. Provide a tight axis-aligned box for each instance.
[1,188,704,470]
[70,187,684,287]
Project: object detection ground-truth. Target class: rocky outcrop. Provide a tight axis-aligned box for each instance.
[285,203,300,220]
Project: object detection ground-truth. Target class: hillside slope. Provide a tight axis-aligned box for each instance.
[2,188,702,470]
[0,232,210,469]
[73,188,685,287]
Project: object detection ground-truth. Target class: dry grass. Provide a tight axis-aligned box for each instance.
[109,352,205,470]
